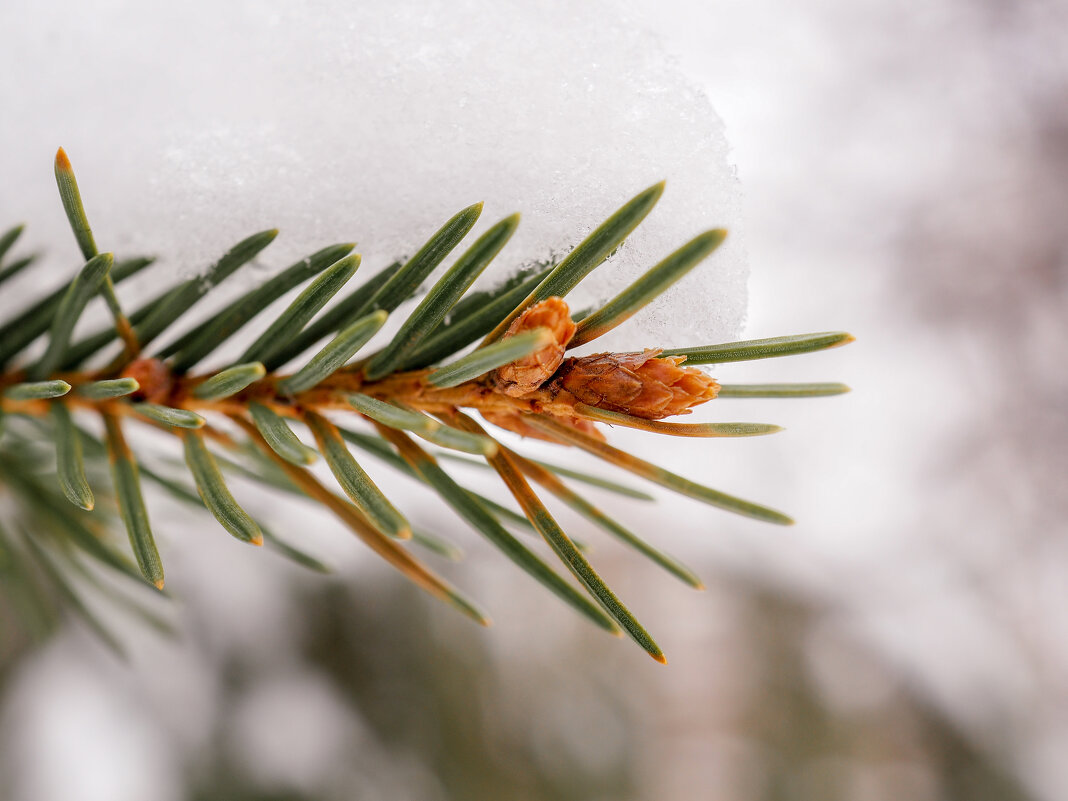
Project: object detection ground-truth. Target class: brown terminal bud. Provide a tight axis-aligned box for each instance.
[491,297,575,397]
[554,349,718,420]
[120,358,173,404]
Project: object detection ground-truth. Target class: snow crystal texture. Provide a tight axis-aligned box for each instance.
[0,0,746,352]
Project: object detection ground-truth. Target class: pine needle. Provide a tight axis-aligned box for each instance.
[401,265,551,370]
[428,328,553,388]
[53,149,138,357]
[365,212,519,379]
[573,404,783,437]
[480,182,664,345]
[360,203,483,317]
[0,254,37,287]
[570,229,726,348]
[102,412,165,589]
[169,243,356,370]
[192,362,266,401]
[374,424,619,634]
[661,332,855,365]
[264,261,403,369]
[452,417,702,589]
[76,378,140,400]
[182,430,263,545]
[716,382,851,398]
[4,381,71,401]
[132,403,205,429]
[277,310,388,395]
[230,413,490,626]
[345,393,440,434]
[524,415,794,525]
[31,253,113,380]
[242,253,361,367]
[248,402,319,465]
[0,224,25,264]
[0,256,153,367]
[434,451,656,501]
[136,228,279,349]
[304,411,411,539]
[52,403,94,511]
[476,436,665,662]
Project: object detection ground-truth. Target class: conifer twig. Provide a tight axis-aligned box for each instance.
[0,149,854,658]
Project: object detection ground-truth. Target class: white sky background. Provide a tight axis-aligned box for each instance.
[3,2,1067,800]
[637,2,1068,798]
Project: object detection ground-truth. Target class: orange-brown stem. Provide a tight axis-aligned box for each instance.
[1,342,718,440]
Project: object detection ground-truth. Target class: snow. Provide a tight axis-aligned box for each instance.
[0,0,746,352]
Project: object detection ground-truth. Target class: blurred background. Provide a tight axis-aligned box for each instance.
[3,2,1067,800]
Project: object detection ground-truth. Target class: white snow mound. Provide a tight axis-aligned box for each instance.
[0,0,747,351]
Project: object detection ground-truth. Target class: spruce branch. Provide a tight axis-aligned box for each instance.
[0,148,854,662]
